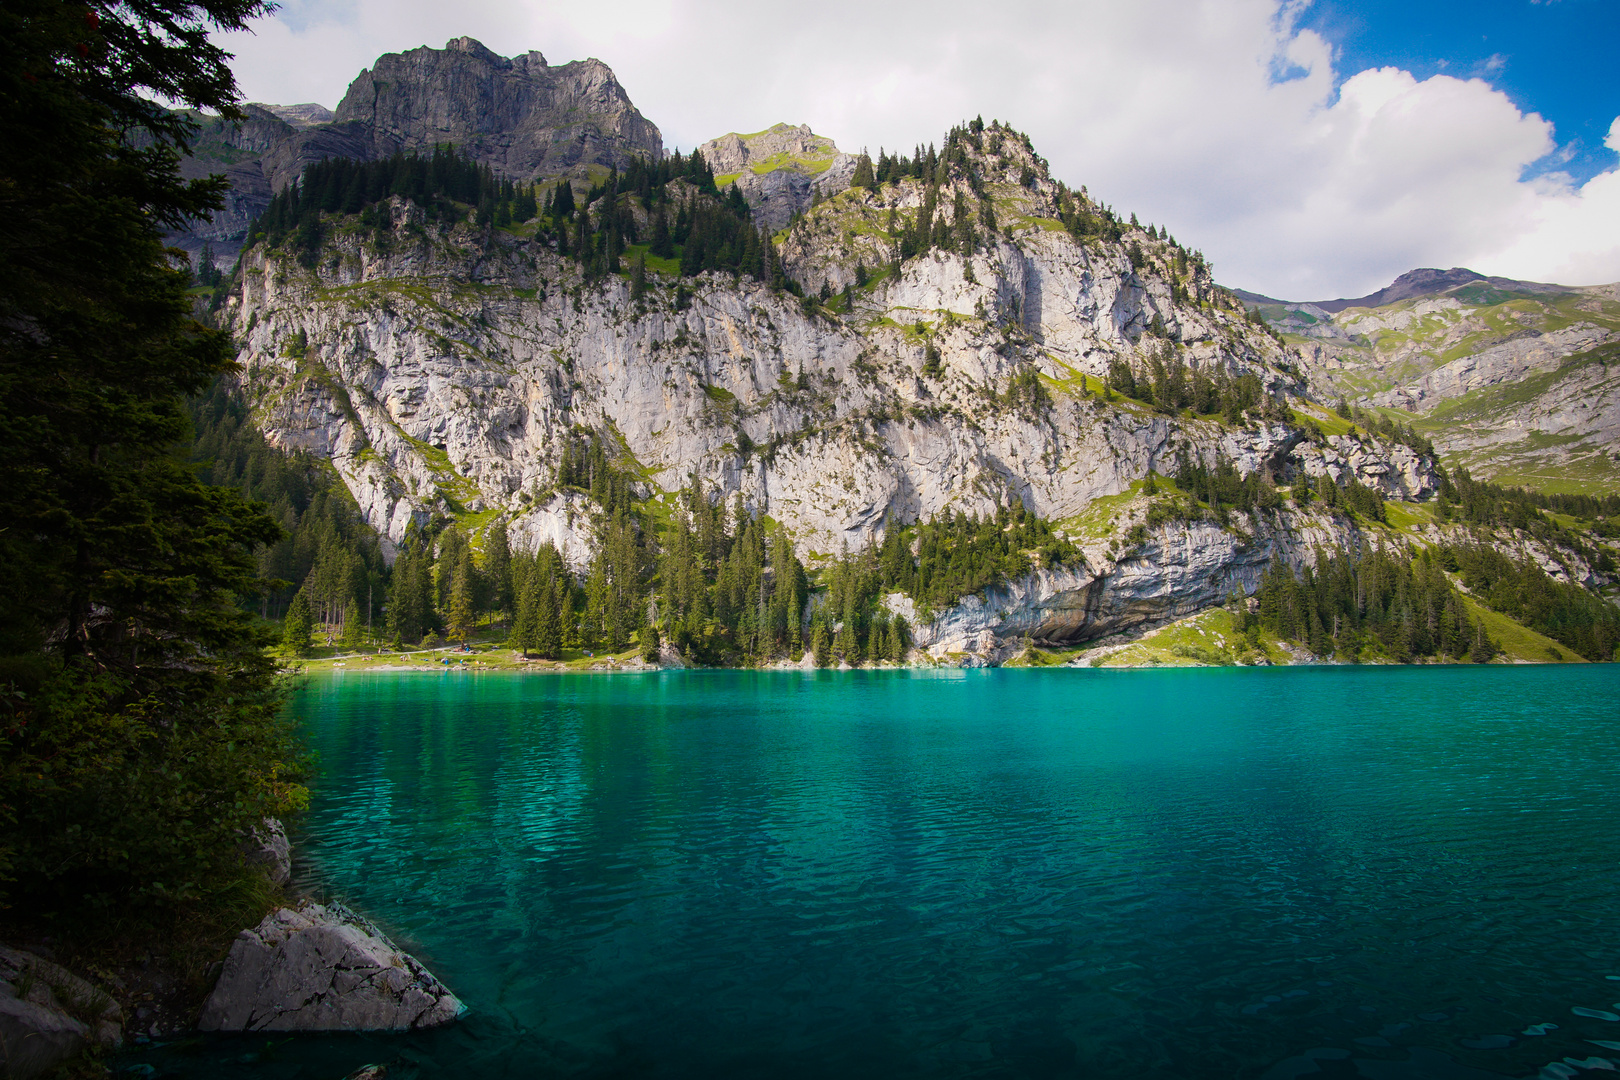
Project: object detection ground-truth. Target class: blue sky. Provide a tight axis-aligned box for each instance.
[219,0,1620,298]
[1297,0,1620,184]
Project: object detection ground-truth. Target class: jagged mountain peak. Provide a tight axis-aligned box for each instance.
[333,39,661,180]
[172,38,666,265]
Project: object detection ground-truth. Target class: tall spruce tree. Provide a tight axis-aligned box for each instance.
[283,589,314,656]
[0,0,311,915]
[485,516,512,624]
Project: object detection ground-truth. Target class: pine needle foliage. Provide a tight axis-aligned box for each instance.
[0,0,308,919]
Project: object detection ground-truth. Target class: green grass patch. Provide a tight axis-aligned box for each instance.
[1382,500,1437,533]
[622,243,682,278]
[1054,476,1184,543]
[1012,215,1068,234]
[396,430,482,515]
[1037,355,1108,400]
[1457,593,1586,664]
[1089,608,1292,668]
[1291,404,1356,437]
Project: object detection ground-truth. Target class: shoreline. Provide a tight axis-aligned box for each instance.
[285,601,1586,678]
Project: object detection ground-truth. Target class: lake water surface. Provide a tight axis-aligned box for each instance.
[137,665,1620,1079]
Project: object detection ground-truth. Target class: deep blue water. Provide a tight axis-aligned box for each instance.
[134,666,1620,1079]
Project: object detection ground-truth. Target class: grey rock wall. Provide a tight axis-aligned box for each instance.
[335,37,663,181]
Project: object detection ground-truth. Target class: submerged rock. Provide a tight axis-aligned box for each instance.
[198,901,464,1032]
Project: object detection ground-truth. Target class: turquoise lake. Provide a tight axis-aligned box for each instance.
[137,665,1620,1079]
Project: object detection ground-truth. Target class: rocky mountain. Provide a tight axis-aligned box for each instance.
[1247,269,1620,492]
[695,124,857,232]
[183,37,1619,665]
[333,36,662,183]
[174,38,662,266]
[215,112,1619,662]
[1237,266,1574,314]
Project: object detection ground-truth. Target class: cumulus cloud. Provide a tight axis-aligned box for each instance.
[216,0,1620,299]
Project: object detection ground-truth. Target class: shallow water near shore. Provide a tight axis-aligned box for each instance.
[131,665,1620,1079]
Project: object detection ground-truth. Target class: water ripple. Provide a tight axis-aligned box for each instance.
[134,665,1620,1079]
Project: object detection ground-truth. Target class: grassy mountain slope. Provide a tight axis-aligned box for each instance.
[1254,273,1620,493]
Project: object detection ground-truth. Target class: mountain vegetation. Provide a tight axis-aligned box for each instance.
[206,99,1617,669]
[189,382,389,633]
[1254,270,1620,494]
[1241,546,1494,663]
[245,146,536,262]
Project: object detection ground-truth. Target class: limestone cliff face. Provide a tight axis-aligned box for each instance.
[181,112,376,261]
[888,509,1371,659]
[334,37,663,182]
[220,131,1440,646]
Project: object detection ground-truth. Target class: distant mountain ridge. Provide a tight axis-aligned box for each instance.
[252,102,334,128]
[1244,267,1620,493]
[1235,267,1574,312]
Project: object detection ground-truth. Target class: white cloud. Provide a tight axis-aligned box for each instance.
[215,0,1620,299]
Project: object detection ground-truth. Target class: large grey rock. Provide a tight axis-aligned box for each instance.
[198,902,464,1032]
[0,994,87,1080]
[241,817,292,887]
[0,945,122,1079]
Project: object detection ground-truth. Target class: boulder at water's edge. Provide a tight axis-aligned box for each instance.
[198,901,464,1032]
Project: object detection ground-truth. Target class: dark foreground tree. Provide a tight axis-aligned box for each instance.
[0,1,307,918]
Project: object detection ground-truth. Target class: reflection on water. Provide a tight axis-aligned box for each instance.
[132,665,1620,1078]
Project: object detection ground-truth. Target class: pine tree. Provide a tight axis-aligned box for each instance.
[512,568,540,657]
[552,179,576,220]
[834,594,859,662]
[536,576,562,659]
[283,588,314,656]
[339,597,363,648]
[812,622,832,667]
[651,207,674,258]
[485,516,512,624]
[851,153,876,192]
[447,563,476,647]
[631,251,647,303]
